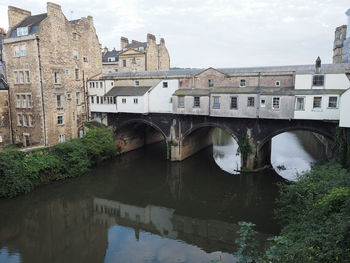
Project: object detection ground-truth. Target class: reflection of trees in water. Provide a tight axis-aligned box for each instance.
[213,150,225,159]
[212,128,234,146]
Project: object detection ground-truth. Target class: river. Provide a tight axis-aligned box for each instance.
[0,130,326,263]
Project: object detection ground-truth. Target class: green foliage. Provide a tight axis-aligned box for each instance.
[237,133,252,168]
[234,161,350,262]
[0,127,116,198]
[234,222,259,263]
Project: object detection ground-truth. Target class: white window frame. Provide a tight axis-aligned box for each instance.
[134,98,138,104]
[247,97,255,107]
[313,96,322,109]
[240,79,246,87]
[328,96,338,109]
[295,96,305,111]
[57,114,64,125]
[178,96,184,108]
[272,97,280,110]
[230,96,238,109]
[14,45,20,57]
[275,81,281,87]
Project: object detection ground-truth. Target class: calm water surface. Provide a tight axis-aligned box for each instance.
[0,130,326,263]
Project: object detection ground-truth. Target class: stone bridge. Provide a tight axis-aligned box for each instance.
[109,113,338,170]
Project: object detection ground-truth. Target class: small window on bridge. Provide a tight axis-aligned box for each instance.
[313,96,322,109]
[163,82,168,88]
[312,75,324,86]
[231,97,238,109]
[178,96,184,108]
[272,97,280,110]
[328,96,338,108]
[193,97,200,107]
[122,98,126,104]
[295,97,305,111]
[135,80,139,87]
[260,99,266,107]
[134,98,138,104]
[275,81,280,87]
[213,96,220,109]
[240,79,246,87]
[247,97,255,107]
[208,79,214,88]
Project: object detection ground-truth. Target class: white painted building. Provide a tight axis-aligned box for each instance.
[340,89,350,127]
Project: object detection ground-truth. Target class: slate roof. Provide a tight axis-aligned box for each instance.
[106,86,151,96]
[102,50,120,62]
[174,89,210,96]
[102,64,350,79]
[125,42,147,50]
[9,13,47,38]
[0,77,8,90]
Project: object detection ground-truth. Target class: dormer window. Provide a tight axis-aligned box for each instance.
[240,79,246,87]
[108,57,115,62]
[139,47,144,52]
[312,75,324,86]
[208,79,214,88]
[17,27,28,37]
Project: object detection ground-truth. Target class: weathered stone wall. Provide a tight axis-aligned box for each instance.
[8,6,31,28]
[0,90,11,146]
[333,25,347,63]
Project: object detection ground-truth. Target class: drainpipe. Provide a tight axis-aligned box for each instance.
[257,72,261,118]
[36,36,47,146]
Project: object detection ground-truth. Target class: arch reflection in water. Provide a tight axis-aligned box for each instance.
[212,128,241,174]
[271,131,327,181]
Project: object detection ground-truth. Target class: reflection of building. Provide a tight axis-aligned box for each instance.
[93,197,264,253]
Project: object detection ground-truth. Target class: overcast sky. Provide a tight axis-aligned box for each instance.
[0,0,349,68]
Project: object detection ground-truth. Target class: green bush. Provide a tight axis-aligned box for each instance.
[0,127,116,198]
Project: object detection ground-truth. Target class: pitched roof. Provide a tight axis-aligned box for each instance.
[102,50,120,62]
[106,86,151,96]
[9,13,47,38]
[125,42,147,50]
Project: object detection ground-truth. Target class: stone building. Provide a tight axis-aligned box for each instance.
[0,76,11,146]
[342,9,350,63]
[0,28,6,62]
[333,25,347,63]
[102,34,170,73]
[2,2,102,147]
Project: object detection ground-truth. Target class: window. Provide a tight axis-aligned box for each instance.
[57,114,64,125]
[14,46,20,57]
[100,82,103,88]
[247,97,255,107]
[208,79,214,88]
[260,99,266,107]
[54,72,60,84]
[113,97,117,104]
[137,58,141,66]
[313,96,322,109]
[20,44,26,56]
[178,96,184,108]
[14,71,19,84]
[75,69,79,80]
[91,96,94,104]
[134,98,138,104]
[22,95,26,108]
[135,80,139,87]
[193,96,200,107]
[179,81,183,88]
[231,97,238,109]
[58,134,65,143]
[295,97,305,111]
[328,96,338,108]
[20,71,24,83]
[72,32,77,40]
[313,75,324,86]
[96,96,99,104]
[123,60,126,67]
[163,82,168,88]
[25,71,30,83]
[101,96,104,104]
[57,95,62,108]
[73,50,78,60]
[76,92,80,105]
[122,98,126,103]
[23,115,28,126]
[16,95,21,108]
[66,93,71,100]
[17,27,28,36]
[240,79,246,87]
[29,115,33,126]
[272,97,280,110]
[275,81,280,87]
[27,95,32,108]
[83,55,88,62]
[17,114,22,126]
[213,96,220,109]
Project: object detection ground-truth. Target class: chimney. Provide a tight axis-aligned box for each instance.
[47,2,62,17]
[112,47,116,51]
[120,36,129,50]
[346,8,350,39]
[8,6,31,29]
[315,56,321,73]
[103,46,108,55]
[160,38,165,45]
[147,33,156,44]
[0,28,6,35]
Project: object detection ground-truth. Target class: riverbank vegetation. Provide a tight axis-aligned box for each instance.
[0,127,115,198]
[235,161,350,262]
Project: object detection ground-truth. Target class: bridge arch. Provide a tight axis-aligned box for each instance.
[117,118,168,139]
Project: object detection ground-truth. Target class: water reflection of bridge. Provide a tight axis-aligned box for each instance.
[93,197,268,254]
